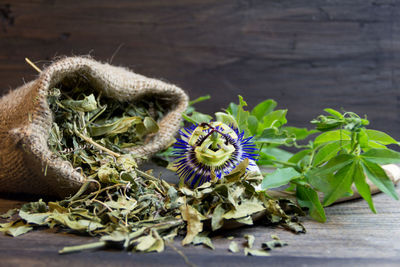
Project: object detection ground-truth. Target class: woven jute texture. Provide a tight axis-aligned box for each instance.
[0,57,188,198]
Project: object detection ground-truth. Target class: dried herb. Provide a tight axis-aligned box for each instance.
[0,82,301,255]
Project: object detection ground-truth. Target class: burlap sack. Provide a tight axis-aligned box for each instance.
[0,57,188,198]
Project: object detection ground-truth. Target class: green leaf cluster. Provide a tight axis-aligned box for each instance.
[260,108,400,222]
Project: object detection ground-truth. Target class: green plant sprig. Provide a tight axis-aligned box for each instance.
[183,96,400,222]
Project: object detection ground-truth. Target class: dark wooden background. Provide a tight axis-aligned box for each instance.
[1,0,399,138]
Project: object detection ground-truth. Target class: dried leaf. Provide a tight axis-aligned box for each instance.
[211,204,225,231]
[19,210,49,225]
[244,234,255,248]
[192,232,214,250]
[262,239,288,250]
[223,201,265,220]
[0,208,18,219]
[135,235,157,251]
[229,241,240,253]
[180,204,204,245]
[224,158,249,183]
[244,248,270,256]
[0,221,33,237]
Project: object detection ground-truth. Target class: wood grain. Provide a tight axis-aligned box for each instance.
[0,0,399,138]
[0,184,399,266]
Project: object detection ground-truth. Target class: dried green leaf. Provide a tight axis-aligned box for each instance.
[0,208,18,219]
[19,210,49,225]
[180,204,204,245]
[229,241,240,253]
[192,232,214,250]
[61,94,97,112]
[0,221,33,237]
[235,216,253,225]
[223,201,265,220]
[244,248,270,256]
[135,234,157,251]
[244,234,255,248]
[224,158,249,183]
[211,204,225,231]
[21,199,48,213]
[262,239,288,250]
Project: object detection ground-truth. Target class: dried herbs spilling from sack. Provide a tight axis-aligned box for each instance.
[0,160,303,254]
[0,58,302,255]
[0,57,188,197]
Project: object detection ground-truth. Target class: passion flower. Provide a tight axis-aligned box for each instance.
[173,121,259,187]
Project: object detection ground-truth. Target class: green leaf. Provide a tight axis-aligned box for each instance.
[261,168,300,190]
[248,115,259,136]
[186,111,212,124]
[236,96,250,133]
[215,112,238,128]
[367,140,387,149]
[262,147,293,162]
[307,154,355,179]
[353,162,376,213]
[365,129,398,146]
[313,141,350,167]
[189,94,211,106]
[361,159,399,200]
[251,99,277,121]
[226,95,250,134]
[283,127,317,141]
[255,128,292,145]
[257,110,287,132]
[314,130,351,146]
[322,160,357,206]
[324,108,344,119]
[296,185,326,222]
[288,150,311,164]
[361,148,400,165]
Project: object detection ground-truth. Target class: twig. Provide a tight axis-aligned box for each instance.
[25,57,42,73]
[134,169,159,181]
[73,128,121,158]
[59,241,106,254]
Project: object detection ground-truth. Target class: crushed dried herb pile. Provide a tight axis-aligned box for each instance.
[0,81,303,254]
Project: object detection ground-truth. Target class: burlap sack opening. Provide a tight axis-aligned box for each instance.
[0,57,188,198]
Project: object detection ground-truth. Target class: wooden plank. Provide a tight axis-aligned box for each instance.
[0,0,400,138]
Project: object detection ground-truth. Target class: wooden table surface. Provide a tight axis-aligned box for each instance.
[0,165,399,267]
